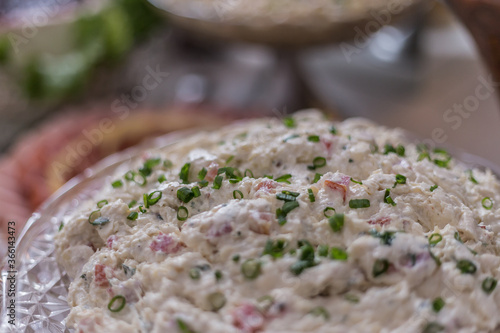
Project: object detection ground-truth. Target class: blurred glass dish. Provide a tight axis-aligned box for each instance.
[148,0,426,47]
[1,122,500,332]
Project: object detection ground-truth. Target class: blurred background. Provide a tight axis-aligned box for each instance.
[0,0,499,245]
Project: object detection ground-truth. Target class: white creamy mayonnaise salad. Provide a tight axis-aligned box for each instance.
[55,110,500,333]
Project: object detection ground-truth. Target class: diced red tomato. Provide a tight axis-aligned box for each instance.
[232,304,265,333]
[94,264,109,288]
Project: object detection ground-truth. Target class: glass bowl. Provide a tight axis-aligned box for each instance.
[1,125,499,332]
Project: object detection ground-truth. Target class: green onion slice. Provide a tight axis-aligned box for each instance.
[108,295,126,312]
[179,163,191,184]
[329,247,348,261]
[177,206,188,221]
[145,191,162,208]
[233,190,244,199]
[308,157,327,170]
[384,189,396,206]
[456,259,477,274]
[127,212,138,221]
[244,169,254,178]
[241,259,261,279]
[482,197,494,210]
[111,180,123,188]
[328,213,344,233]
[213,175,223,189]
[308,135,320,142]
[323,207,336,218]
[482,277,497,294]
[177,187,195,203]
[275,174,292,184]
[349,199,370,209]
[393,174,407,188]
[207,292,226,311]
[373,259,390,277]
[428,233,443,246]
[97,200,108,208]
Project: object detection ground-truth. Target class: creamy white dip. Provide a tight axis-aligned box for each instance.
[55,110,500,333]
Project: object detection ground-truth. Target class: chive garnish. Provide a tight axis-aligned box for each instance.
[393,174,407,188]
[233,190,244,199]
[232,254,240,262]
[138,205,147,213]
[290,243,317,275]
[225,155,234,165]
[158,175,166,183]
[163,160,173,168]
[373,259,390,277]
[127,212,138,221]
[318,245,328,257]
[313,173,322,183]
[482,197,494,210]
[430,185,438,192]
[214,270,223,281]
[262,239,287,259]
[349,199,370,209]
[198,180,209,188]
[177,206,188,221]
[308,135,320,142]
[179,163,191,184]
[139,157,161,177]
[125,171,147,186]
[192,186,201,198]
[330,126,337,135]
[108,295,126,312]
[350,178,363,185]
[467,169,479,184]
[58,222,64,231]
[308,189,315,202]
[241,259,261,279]
[369,230,396,246]
[309,307,329,320]
[432,297,445,313]
[384,189,396,206]
[111,180,123,188]
[177,187,195,203]
[422,322,444,333]
[207,292,226,311]
[276,201,300,225]
[328,213,344,233]
[97,200,108,208]
[88,211,110,226]
[244,169,254,178]
[323,207,336,218]
[275,174,292,184]
[454,232,463,243]
[428,233,442,246]
[189,268,201,280]
[213,175,223,189]
[145,191,162,208]
[384,144,405,156]
[308,157,327,170]
[283,117,296,128]
[128,200,137,208]
[123,264,136,277]
[329,247,348,261]
[283,134,300,142]
[198,168,207,180]
[276,192,298,202]
[482,277,497,294]
[177,318,197,333]
[456,259,476,274]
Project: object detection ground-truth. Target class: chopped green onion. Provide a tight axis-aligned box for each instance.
[432,297,445,312]
[308,157,327,170]
[89,210,109,226]
[122,264,136,277]
[179,163,191,184]
[198,168,207,180]
[111,180,123,188]
[198,180,209,188]
[373,259,390,277]
[467,169,479,184]
[214,270,223,281]
[163,160,173,168]
[428,233,443,246]
[454,232,463,243]
[145,191,162,208]
[128,200,137,208]
[275,174,292,184]
[422,322,444,333]
[139,158,161,177]
[482,277,497,294]
[329,247,348,261]
[313,173,322,183]
[308,135,320,142]
[323,207,336,218]
[330,126,337,135]
[344,294,360,303]
[456,259,476,274]
[328,213,344,233]
[241,259,261,279]
[429,250,441,266]
[244,169,254,178]
[192,186,201,198]
[393,174,407,188]
[225,155,235,165]
[213,175,223,189]
[158,175,166,183]
[231,190,244,200]
[384,144,405,156]
[177,187,195,203]
[189,268,201,280]
[384,189,396,206]
[176,318,196,333]
[125,171,147,186]
[124,171,135,181]
[369,230,396,246]
[232,254,240,262]
[430,185,438,192]
[262,239,287,259]
[308,189,315,202]
[317,245,329,257]
[482,197,494,210]
[276,193,297,202]
[309,306,329,320]
[207,292,226,311]
[283,134,300,142]
[349,199,370,209]
[276,201,300,225]
[290,243,317,275]
[283,117,296,128]
[58,222,64,231]
[177,206,188,221]
[108,295,126,312]
[97,200,108,208]
[127,212,138,221]
[350,178,363,185]
[138,205,147,213]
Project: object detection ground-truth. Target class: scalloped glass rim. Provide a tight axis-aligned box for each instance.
[1,126,499,332]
